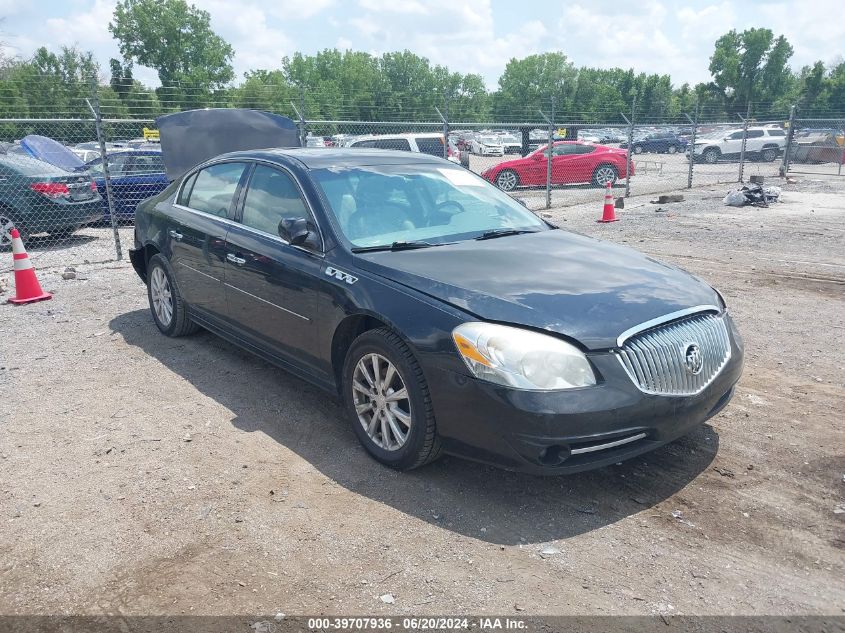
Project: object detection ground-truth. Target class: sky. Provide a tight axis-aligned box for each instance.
[1,0,843,90]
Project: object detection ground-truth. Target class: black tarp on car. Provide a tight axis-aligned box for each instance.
[155,109,301,181]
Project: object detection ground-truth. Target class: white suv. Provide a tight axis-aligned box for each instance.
[346,133,460,163]
[689,127,786,164]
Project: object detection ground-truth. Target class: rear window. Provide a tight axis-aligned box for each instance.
[415,137,444,157]
[372,138,411,151]
[186,162,247,218]
[131,154,164,173]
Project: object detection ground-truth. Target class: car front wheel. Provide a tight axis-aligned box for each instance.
[633,145,643,154]
[343,328,441,470]
[668,145,677,154]
[495,169,519,192]
[703,148,720,164]
[146,254,200,337]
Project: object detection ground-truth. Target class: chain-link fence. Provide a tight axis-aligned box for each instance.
[2,79,843,271]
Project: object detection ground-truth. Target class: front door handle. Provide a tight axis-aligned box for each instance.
[168,229,183,241]
[226,253,246,265]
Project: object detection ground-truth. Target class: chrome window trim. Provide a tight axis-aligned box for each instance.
[223,283,310,321]
[615,305,721,348]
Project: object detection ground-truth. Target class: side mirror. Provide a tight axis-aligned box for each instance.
[278,216,319,249]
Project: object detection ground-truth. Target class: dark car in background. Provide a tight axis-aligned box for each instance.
[621,131,687,154]
[130,110,743,475]
[86,150,168,222]
[0,153,101,249]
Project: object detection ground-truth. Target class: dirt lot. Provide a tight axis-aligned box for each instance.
[0,175,843,619]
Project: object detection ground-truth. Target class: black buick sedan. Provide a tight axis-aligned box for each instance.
[130,148,743,474]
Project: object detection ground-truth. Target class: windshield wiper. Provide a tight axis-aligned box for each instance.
[474,228,540,241]
[351,240,437,253]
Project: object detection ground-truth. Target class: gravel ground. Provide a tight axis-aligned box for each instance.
[0,174,843,619]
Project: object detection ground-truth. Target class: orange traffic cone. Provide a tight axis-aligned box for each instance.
[597,181,618,223]
[7,228,52,305]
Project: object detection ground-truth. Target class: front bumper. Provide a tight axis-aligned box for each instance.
[425,320,744,475]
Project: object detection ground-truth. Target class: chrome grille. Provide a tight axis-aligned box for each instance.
[615,311,731,396]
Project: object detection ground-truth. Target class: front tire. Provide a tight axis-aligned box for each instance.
[703,148,720,164]
[342,328,441,470]
[667,145,677,154]
[496,169,519,192]
[633,145,643,154]
[146,254,200,337]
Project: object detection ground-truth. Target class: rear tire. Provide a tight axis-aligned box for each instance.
[342,328,442,470]
[592,164,618,187]
[495,169,519,192]
[146,254,200,337]
[0,210,25,252]
[761,147,778,162]
[667,145,677,154]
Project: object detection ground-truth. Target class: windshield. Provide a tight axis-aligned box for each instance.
[311,164,547,248]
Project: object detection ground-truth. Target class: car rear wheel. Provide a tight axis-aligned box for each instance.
[343,328,441,470]
[0,211,24,252]
[495,169,519,192]
[592,164,618,187]
[633,145,643,154]
[761,147,778,162]
[703,148,720,164]
[146,254,200,337]
[667,145,677,154]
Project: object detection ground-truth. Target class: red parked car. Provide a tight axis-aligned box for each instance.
[481,141,633,191]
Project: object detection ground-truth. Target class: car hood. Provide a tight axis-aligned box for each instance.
[354,230,720,350]
[21,135,86,172]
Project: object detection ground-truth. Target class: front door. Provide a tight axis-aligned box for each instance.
[168,161,250,322]
[223,163,326,376]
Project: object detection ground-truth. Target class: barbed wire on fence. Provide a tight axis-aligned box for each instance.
[0,78,842,273]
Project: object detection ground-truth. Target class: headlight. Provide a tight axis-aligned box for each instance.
[452,322,596,391]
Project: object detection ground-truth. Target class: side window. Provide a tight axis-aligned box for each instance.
[746,130,764,139]
[373,138,411,151]
[552,144,577,156]
[241,165,311,237]
[575,144,596,154]
[88,154,131,176]
[130,154,164,174]
[415,137,444,156]
[767,129,785,137]
[186,162,246,218]
[351,140,375,149]
[729,131,745,140]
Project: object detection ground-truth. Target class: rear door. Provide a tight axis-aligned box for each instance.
[223,163,326,374]
[168,161,249,322]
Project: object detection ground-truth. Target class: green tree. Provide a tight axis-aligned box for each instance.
[708,28,794,116]
[109,0,234,108]
[493,52,576,120]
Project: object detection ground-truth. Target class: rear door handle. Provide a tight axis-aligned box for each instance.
[226,253,246,265]
[168,230,183,241]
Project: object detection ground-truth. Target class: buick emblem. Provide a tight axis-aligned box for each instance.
[684,343,703,375]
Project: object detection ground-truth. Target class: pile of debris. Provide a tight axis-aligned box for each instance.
[723,183,782,208]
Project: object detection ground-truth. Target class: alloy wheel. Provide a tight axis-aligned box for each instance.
[352,353,412,451]
[0,214,16,248]
[668,145,677,154]
[594,166,617,186]
[634,146,643,154]
[704,149,719,164]
[496,170,518,191]
[150,266,174,327]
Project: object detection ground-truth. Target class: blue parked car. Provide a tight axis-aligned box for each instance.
[620,132,688,155]
[85,150,168,222]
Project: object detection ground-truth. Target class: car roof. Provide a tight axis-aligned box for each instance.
[214,147,450,169]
